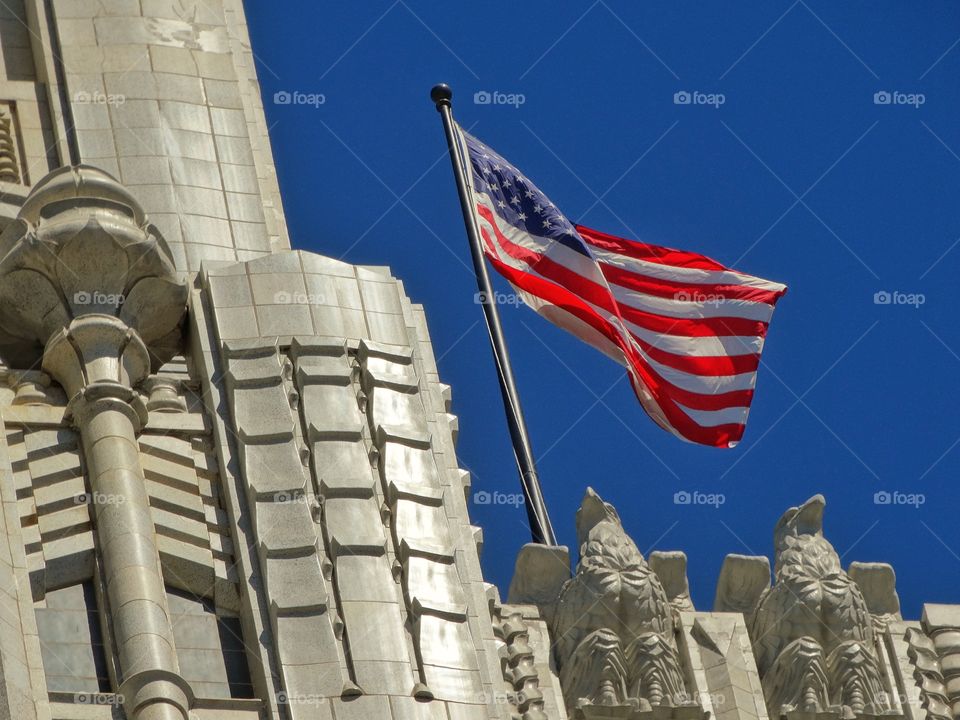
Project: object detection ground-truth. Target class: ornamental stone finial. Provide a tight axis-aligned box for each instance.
[0,164,186,373]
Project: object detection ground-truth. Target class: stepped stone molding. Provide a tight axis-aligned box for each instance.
[0,102,23,184]
[920,606,960,719]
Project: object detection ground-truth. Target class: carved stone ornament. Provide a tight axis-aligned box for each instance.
[0,164,186,372]
[517,487,702,719]
[720,495,900,720]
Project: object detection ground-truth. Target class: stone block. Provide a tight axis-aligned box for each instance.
[254,303,314,337]
[415,615,478,671]
[339,600,409,664]
[208,273,253,308]
[275,612,340,666]
[221,162,259,192]
[335,554,400,603]
[330,696,391,720]
[389,696,449,720]
[161,100,212,133]
[421,665,484,705]
[230,384,294,441]
[923,603,960,630]
[241,441,306,497]
[254,499,316,556]
[266,553,327,613]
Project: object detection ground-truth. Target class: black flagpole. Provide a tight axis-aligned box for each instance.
[431,83,557,546]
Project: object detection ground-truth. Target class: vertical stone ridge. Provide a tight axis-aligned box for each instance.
[292,336,420,698]
[493,606,550,720]
[359,338,486,705]
[902,625,951,720]
[221,340,351,707]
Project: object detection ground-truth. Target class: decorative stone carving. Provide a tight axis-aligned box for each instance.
[537,488,701,718]
[0,164,186,370]
[0,165,191,720]
[903,626,951,720]
[921,605,960,719]
[494,607,551,720]
[0,102,23,185]
[722,495,897,720]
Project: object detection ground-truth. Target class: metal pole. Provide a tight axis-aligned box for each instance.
[431,83,556,546]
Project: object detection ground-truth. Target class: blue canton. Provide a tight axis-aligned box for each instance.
[461,130,591,257]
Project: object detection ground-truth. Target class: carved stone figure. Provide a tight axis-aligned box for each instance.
[551,488,698,717]
[720,495,896,720]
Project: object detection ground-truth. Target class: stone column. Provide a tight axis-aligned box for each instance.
[0,166,191,719]
[44,316,190,720]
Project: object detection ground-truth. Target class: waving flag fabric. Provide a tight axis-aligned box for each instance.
[453,125,787,448]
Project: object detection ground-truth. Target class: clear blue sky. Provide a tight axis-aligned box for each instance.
[245,1,960,617]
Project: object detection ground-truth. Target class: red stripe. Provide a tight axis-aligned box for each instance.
[639,340,760,376]
[481,237,747,447]
[599,262,784,306]
[577,224,729,271]
[477,205,769,339]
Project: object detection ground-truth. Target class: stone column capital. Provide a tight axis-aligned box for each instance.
[0,164,187,376]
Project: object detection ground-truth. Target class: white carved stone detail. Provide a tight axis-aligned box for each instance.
[733,496,898,720]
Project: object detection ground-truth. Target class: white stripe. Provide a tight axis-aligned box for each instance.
[476,211,760,396]
[677,403,750,427]
[626,320,765,357]
[590,244,787,293]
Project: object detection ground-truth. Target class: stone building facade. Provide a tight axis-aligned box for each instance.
[0,3,954,720]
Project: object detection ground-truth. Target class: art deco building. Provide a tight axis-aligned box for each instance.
[0,3,954,720]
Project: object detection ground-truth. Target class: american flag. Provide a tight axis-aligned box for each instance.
[454,124,787,448]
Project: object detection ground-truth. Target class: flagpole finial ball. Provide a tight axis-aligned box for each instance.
[431,84,453,107]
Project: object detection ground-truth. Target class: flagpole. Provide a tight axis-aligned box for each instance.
[431,83,557,546]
